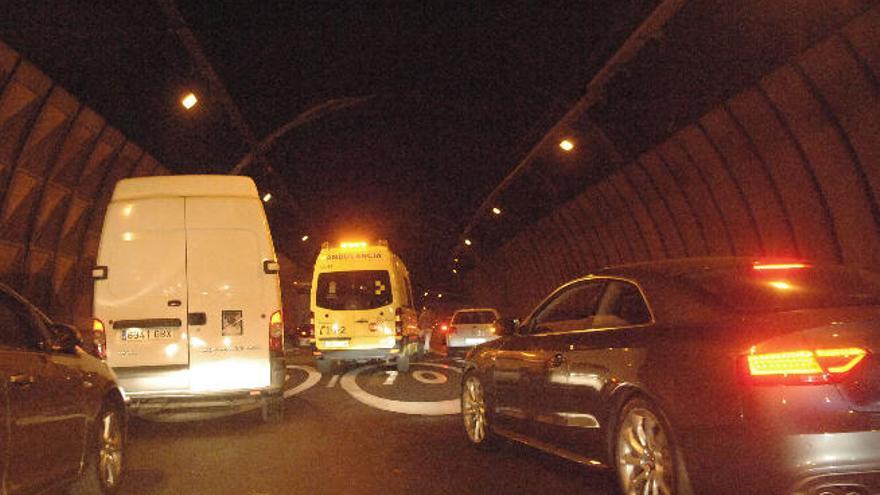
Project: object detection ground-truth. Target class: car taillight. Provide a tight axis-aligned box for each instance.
[269,311,284,355]
[488,326,496,334]
[395,307,403,336]
[92,318,107,360]
[440,324,449,333]
[743,347,869,385]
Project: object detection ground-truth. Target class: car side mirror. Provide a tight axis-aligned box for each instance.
[50,323,83,353]
[495,317,520,336]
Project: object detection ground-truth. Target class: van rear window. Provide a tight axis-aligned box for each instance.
[316,270,393,310]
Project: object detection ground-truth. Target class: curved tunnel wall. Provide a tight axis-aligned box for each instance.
[470,6,880,317]
[0,40,171,328]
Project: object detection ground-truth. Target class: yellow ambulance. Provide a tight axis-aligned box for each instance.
[310,241,420,373]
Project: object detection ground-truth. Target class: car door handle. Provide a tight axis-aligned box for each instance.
[9,373,35,386]
[548,353,566,368]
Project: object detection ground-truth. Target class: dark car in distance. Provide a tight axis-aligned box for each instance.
[0,282,127,494]
[461,258,880,495]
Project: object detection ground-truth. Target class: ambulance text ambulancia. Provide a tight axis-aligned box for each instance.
[311,240,421,373]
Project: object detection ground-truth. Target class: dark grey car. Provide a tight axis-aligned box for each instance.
[0,282,126,494]
[461,258,880,495]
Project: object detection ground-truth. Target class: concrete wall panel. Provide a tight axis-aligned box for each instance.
[762,64,880,266]
[470,5,880,315]
[638,152,708,257]
[0,43,171,330]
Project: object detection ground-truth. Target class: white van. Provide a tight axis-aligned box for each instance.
[92,175,285,422]
[311,241,420,373]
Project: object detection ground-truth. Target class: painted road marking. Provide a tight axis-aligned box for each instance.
[327,374,340,388]
[412,369,447,384]
[383,370,398,385]
[340,363,461,416]
[283,365,322,398]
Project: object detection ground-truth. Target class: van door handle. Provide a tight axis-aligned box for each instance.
[168,300,182,307]
[188,312,207,326]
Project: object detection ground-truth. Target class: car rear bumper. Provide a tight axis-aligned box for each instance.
[682,423,880,494]
[315,348,399,362]
[784,430,880,495]
[124,386,283,421]
[446,335,499,348]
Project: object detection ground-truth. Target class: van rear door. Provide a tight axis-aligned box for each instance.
[184,197,276,392]
[99,198,190,371]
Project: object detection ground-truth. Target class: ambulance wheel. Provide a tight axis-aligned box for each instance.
[317,358,332,374]
[262,394,284,423]
[396,355,410,373]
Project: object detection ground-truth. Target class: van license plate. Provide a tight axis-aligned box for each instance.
[122,328,175,341]
[322,339,349,348]
[465,338,486,345]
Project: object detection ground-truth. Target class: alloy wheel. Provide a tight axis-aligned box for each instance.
[462,376,487,444]
[616,406,675,495]
[98,409,124,489]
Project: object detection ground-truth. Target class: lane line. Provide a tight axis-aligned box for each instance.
[327,374,340,388]
[283,365,322,398]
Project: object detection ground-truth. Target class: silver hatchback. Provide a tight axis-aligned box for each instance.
[446,308,501,356]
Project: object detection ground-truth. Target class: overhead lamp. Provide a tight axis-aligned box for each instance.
[262,192,272,202]
[301,235,309,242]
[181,92,198,110]
[423,291,429,297]
[464,239,472,246]
[491,207,502,215]
[452,269,458,274]
[559,139,574,152]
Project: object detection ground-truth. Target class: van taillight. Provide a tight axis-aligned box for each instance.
[269,311,283,355]
[92,318,107,360]
[743,347,868,385]
[395,307,403,336]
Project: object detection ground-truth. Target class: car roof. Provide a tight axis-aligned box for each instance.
[453,308,499,313]
[593,256,759,281]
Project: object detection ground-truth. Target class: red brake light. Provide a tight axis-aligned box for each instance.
[744,347,868,384]
[92,318,107,360]
[440,324,449,333]
[269,311,284,355]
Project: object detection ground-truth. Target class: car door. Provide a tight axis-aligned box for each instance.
[0,291,86,494]
[491,280,605,437]
[539,278,654,459]
[520,281,606,447]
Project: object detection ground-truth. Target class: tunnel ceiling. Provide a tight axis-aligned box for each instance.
[0,1,662,292]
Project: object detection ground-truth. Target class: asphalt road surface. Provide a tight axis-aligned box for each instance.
[119,347,616,495]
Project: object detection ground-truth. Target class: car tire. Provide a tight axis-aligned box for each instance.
[613,396,691,495]
[261,393,284,423]
[68,400,125,495]
[317,358,332,374]
[461,372,499,450]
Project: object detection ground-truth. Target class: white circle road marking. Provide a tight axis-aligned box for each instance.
[340,363,462,416]
[284,365,322,398]
[412,370,447,384]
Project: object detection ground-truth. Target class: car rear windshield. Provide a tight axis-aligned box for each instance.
[684,264,880,313]
[316,270,392,311]
[452,311,496,324]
